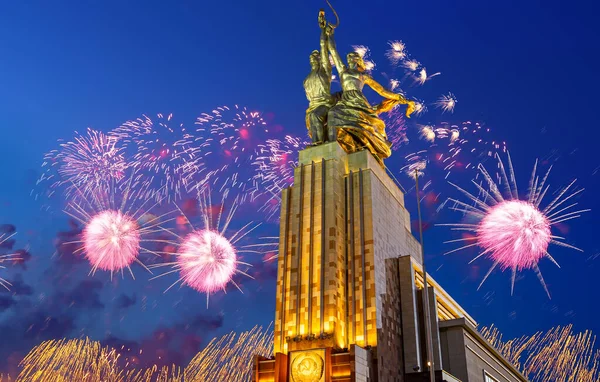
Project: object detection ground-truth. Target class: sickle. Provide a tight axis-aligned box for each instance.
[325,0,340,28]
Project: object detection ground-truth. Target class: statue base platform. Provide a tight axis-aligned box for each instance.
[254,142,527,382]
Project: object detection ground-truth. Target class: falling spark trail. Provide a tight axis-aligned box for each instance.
[480,325,600,382]
[14,325,273,381]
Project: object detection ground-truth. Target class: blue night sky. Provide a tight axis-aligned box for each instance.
[0,0,599,375]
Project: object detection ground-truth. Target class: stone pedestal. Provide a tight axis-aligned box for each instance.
[256,143,524,382]
[274,142,422,356]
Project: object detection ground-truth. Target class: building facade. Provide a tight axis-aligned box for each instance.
[253,143,527,382]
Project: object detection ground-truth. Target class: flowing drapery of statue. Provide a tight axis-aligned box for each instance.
[304,4,416,165]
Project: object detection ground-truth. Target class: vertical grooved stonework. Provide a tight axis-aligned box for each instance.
[319,159,326,335]
[308,162,315,334]
[266,142,526,382]
[275,142,422,356]
[295,165,304,333]
[359,169,368,348]
[348,170,356,345]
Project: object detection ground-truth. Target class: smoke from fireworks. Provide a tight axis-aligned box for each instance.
[443,153,589,296]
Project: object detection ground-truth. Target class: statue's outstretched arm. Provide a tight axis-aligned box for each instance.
[327,28,345,75]
[364,76,404,101]
[366,75,416,117]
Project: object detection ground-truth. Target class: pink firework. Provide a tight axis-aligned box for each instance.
[478,200,550,270]
[443,153,589,297]
[177,229,237,294]
[151,189,258,305]
[64,179,173,278]
[83,210,141,272]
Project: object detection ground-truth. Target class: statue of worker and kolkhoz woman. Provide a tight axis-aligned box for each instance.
[303,5,416,166]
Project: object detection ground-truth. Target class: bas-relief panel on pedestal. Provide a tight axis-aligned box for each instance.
[289,349,326,382]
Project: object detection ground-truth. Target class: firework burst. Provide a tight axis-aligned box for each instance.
[0,232,20,291]
[412,100,427,116]
[443,153,589,296]
[415,67,441,85]
[402,152,428,178]
[400,121,500,183]
[63,180,173,278]
[352,45,376,72]
[385,40,406,65]
[82,210,141,272]
[37,128,127,199]
[435,92,457,113]
[252,135,307,222]
[111,113,201,202]
[419,125,437,142]
[194,105,272,203]
[402,59,420,71]
[151,189,260,305]
[352,45,370,59]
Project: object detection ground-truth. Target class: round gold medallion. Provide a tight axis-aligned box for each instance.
[290,351,324,382]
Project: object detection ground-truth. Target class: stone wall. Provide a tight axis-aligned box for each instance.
[376,258,404,382]
[439,319,527,382]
